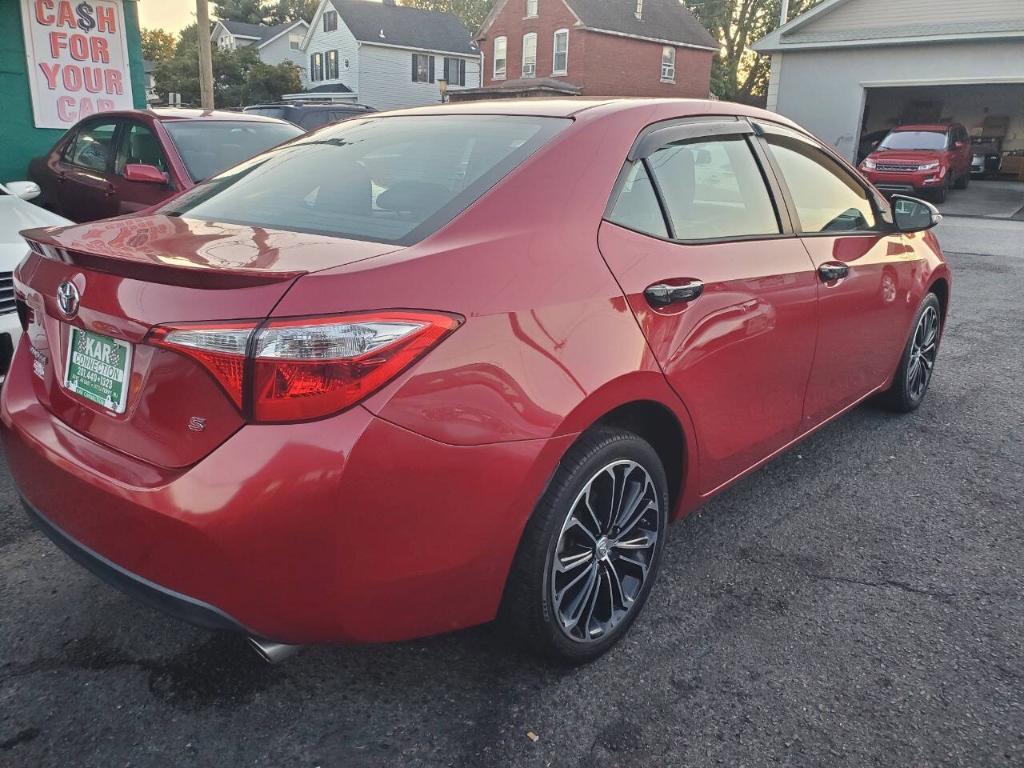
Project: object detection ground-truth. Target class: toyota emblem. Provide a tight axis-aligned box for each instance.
[57,280,80,318]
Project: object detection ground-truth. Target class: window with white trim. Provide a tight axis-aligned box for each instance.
[522,33,537,78]
[310,51,323,81]
[326,49,339,79]
[493,36,507,79]
[552,29,568,75]
[412,53,434,83]
[444,57,466,87]
[526,0,538,17]
[289,32,302,50]
[661,46,675,82]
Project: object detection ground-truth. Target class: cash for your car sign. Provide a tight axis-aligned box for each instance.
[63,328,132,413]
[21,0,134,129]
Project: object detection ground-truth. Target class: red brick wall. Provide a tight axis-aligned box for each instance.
[579,33,714,98]
[477,0,714,97]
[480,0,582,86]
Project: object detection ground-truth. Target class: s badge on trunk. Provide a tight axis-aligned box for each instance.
[57,280,80,319]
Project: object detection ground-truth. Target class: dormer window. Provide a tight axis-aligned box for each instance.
[526,0,538,17]
[323,10,338,32]
[635,0,643,19]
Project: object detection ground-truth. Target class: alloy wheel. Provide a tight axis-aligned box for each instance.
[550,460,661,643]
[908,305,939,401]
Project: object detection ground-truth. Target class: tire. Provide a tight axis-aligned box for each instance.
[954,169,969,190]
[499,428,669,665]
[931,183,947,204]
[878,293,942,413]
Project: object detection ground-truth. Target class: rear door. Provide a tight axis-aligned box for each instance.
[598,119,820,495]
[756,122,920,428]
[55,118,123,222]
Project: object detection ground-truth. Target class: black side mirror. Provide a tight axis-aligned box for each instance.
[891,195,941,233]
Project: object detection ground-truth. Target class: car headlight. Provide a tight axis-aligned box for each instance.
[918,162,940,171]
[861,158,876,170]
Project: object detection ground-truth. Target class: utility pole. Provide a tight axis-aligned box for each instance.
[780,0,790,26]
[196,0,215,110]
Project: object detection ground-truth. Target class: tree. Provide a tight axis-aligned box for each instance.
[141,28,177,62]
[213,0,266,24]
[401,0,495,34]
[266,0,319,24]
[689,0,821,102]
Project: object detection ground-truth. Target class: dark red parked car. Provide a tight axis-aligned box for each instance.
[859,123,972,203]
[28,109,302,223]
[5,100,951,664]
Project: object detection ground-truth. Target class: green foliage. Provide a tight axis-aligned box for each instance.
[213,0,266,24]
[689,0,821,101]
[266,0,320,24]
[140,28,176,62]
[401,0,495,33]
[152,24,302,108]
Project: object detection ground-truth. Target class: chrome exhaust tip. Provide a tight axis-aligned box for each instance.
[248,637,302,664]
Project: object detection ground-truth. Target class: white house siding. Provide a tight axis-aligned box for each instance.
[303,12,361,90]
[769,39,1024,160]
[357,44,481,111]
[796,0,1022,35]
[259,28,307,69]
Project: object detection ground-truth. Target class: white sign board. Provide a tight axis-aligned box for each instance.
[21,0,135,129]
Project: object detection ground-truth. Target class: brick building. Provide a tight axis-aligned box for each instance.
[469,0,716,100]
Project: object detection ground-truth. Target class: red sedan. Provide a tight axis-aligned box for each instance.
[5,99,950,664]
[28,109,302,223]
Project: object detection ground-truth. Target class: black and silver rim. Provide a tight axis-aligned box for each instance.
[550,460,661,643]
[908,305,939,400]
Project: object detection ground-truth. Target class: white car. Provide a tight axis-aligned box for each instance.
[0,182,71,380]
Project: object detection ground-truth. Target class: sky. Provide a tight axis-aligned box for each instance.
[138,1,197,34]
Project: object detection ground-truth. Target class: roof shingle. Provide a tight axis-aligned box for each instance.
[562,0,718,49]
[330,0,479,56]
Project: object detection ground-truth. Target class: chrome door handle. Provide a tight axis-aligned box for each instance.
[644,280,704,307]
[818,262,850,282]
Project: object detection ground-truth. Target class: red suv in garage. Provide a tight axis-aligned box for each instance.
[859,123,972,203]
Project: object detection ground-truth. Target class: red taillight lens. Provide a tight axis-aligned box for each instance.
[146,311,461,422]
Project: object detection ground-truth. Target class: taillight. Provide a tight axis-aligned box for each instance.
[146,311,462,422]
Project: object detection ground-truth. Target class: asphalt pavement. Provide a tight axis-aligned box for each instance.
[1,216,1022,767]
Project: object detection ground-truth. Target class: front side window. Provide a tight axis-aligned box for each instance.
[326,49,339,79]
[526,0,538,16]
[161,115,570,246]
[310,52,323,81]
[553,29,568,75]
[522,33,537,78]
[68,120,118,172]
[323,10,337,32]
[493,36,507,79]
[289,32,302,50]
[661,47,675,82]
[162,120,302,182]
[766,131,877,233]
[115,122,168,176]
[412,53,434,83]
[645,136,780,240]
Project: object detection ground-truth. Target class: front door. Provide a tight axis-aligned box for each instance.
[55,118,122,222]
[757,123,920,429]
[598,120,819,495]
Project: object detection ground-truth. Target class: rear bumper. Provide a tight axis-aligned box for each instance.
[2,341,570,644]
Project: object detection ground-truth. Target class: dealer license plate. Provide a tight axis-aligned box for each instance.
[63,327,132,414]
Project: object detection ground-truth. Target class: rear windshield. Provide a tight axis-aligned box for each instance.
[243,107,288,120]
[163,120,304,181]
[161,115,569,245]
[879,131,948,151]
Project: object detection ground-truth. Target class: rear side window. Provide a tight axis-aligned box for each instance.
[162,115,569,245]
[607,163,668,238]
[648,137,779,240]
[766,132,877,233]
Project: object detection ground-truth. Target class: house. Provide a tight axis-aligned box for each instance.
[470,0,717,100]
[210,19,310,68]
[143,60,159,105]
[292,0,482,110]
[753,0,1024,163]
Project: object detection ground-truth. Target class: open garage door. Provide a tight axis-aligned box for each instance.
[858,82,1024,219]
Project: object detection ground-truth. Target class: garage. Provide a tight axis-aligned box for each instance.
[754,0,1024,219]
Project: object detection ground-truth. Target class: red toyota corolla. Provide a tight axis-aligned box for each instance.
[4,100,950,664]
